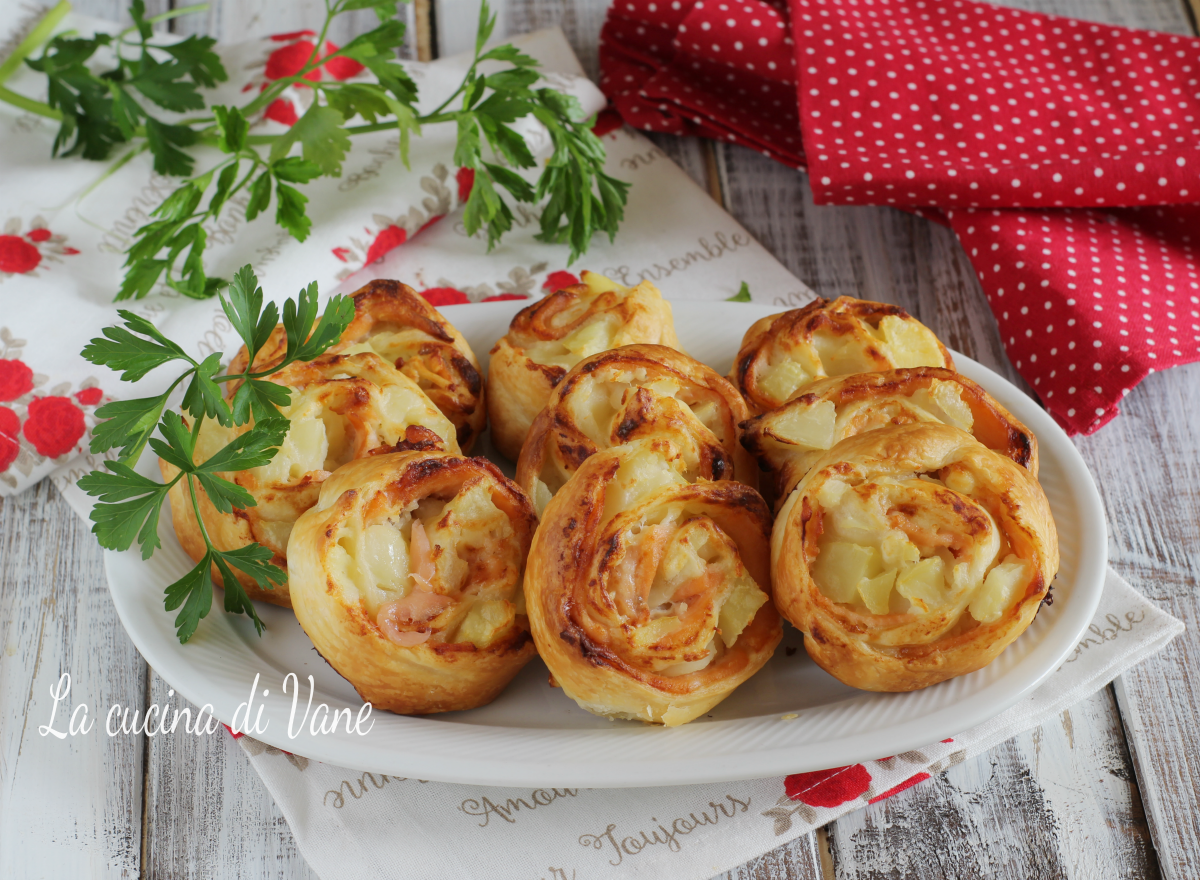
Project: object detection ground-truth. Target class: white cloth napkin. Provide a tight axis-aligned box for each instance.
[2,12,1182,880]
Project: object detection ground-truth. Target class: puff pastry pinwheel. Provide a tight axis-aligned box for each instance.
[741,367,1038,505]
[160,352,459,609]
[525,441,782,726]
[772,423,1058,692]
[486,271,682,461]
[287,451,539,714]
[730,297,953,415]
[515,344,757,515]
[228,279,485,451]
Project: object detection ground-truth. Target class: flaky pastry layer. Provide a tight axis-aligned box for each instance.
[741,367,1038,505]
[525,442,781,726]
[516,343,756,515]
[730,297,953,415]
[771,424,1058,692]
[486,272,682,461]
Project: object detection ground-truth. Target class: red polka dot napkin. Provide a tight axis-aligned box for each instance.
[599,0,1200,434]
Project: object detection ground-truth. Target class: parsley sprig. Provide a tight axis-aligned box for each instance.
[5,0,629,299]
[78,265,355,642]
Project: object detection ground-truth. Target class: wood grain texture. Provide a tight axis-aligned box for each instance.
[827,686,1157,879]
[141,673,319,880]
[1080,366,1200,880]
[0,481,146,879]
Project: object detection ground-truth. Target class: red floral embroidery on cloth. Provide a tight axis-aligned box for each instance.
[543,271,580,292]
[365,226,409,265]
[264,99,300,126]
[24,396,86,459]
[0,359,34,401]
[0,328,106,484]
[455,168,475,203]
[246,33,367,128]
[597,0,1200,435]
[0,217,79,278]
[869,772,931,804]
[784,764,872,808]
[420,287,471,306]
[0,236,41,274]
[0,407,20,472]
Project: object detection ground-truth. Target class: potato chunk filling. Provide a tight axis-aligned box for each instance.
[812,476,1027,623]
[328,477,523,649]
[608,512,769,676]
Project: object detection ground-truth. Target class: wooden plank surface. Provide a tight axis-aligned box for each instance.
[2,0,1197,877]
[0,480,146,879]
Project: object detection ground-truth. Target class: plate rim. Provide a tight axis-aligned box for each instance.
[103,298,1107,788]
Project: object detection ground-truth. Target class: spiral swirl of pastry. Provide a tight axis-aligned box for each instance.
[486,272,682,461]
[741,367,1038,505]
[160,352,459,608]
[772,423,1058,692]
[288,451,539,713]
[525,441,781,726]
[515,344,756,516]
[228,279,485,451]
[730,297,953,415]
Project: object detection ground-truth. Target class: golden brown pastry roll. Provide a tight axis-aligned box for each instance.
[741,367,1038,505]
[228,279,485,452]
[288,451,539,714]
[487,272,682,461]
[160,352,459,608]
[772,423,1058,693]
[525,441,781,726]
[515,344,756,515]
[730,296,953,415]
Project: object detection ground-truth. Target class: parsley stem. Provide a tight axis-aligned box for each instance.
[145,3,210,27]
[0,84,61,119]
[0,0,71,88]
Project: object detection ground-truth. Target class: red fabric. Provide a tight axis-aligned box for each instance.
[599,0,1200,434]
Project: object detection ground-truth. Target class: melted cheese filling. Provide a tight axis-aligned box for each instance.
[755,314,946,406]
[327,478,523,648]
[517,272,651,369]
[533,374,729,514]
[812,476,1027,624]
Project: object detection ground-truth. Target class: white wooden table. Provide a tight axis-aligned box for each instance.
[3,0,1199,877]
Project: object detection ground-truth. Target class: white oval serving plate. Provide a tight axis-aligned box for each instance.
[105,299,1106,788]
